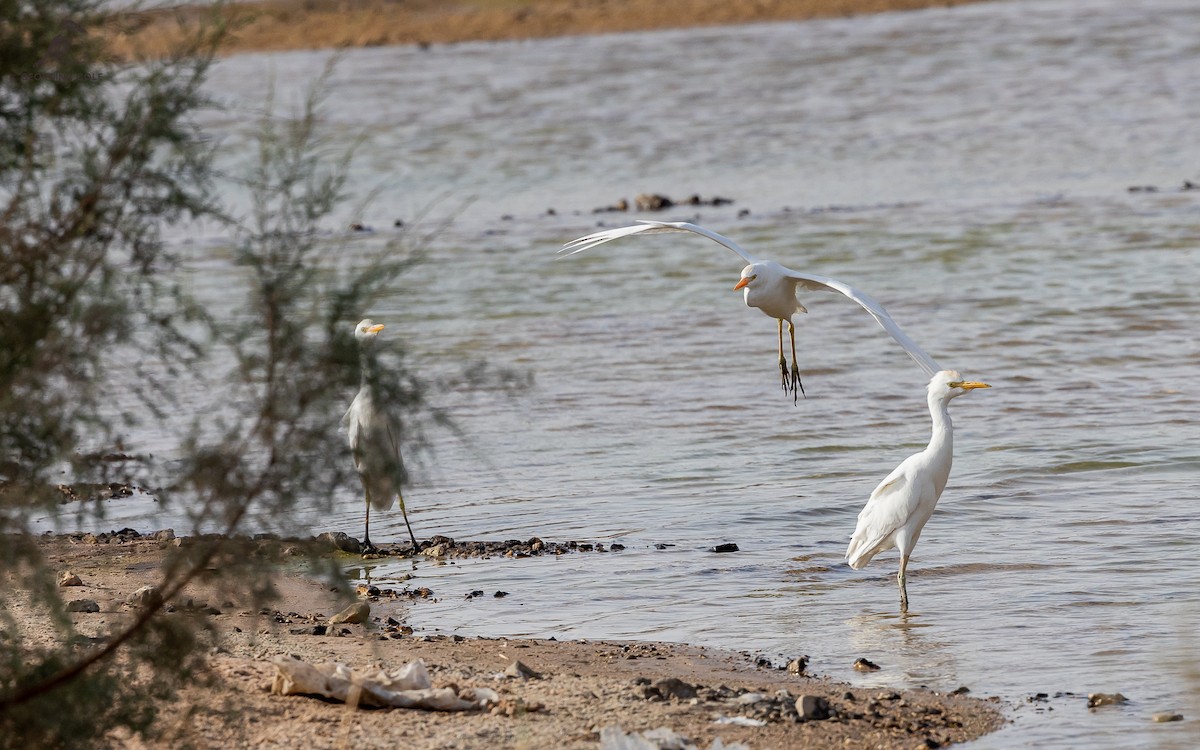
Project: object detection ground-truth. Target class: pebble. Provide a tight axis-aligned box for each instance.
[503,660,542,680]
[787,656,808,675]
[66,599,100,613]
[711,543,739,553]
[650,677,697,700]
[854,657,881,672]
[58,571,83,587]
[314,531,360,554]
[327,601,370,625]
[796,694,831,720]
[1087,692,1128,708]
[1151,711,1183,723]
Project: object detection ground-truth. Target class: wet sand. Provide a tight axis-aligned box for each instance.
[14,532,1004,748]
[107,0,997,60]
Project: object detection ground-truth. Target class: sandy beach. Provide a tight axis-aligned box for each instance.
[107,0,996,60]
[16,532,1004,748]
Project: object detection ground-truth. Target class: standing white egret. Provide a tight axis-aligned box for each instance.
[342,319,418,550]
[845,370,990,610]
[562,220,940,403]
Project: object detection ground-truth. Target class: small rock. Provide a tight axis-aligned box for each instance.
[289,625,328,636]
[58,571,83,587]
[796,694,831,720]
[465,590,484,600]
[493,591,509,598]
[652,677,697,700]
[736,692,766,705]
[153,529,176,541]
[951,686,971,695]
[327,601,370,625]
[635,193,674,211]
[128,585,160,607]
[423,543,448,557]
[1087,692,1128,708]
[1151,711,1183,723]
[315,531,360,554]
[66,599,100,613]
[711,543,739,553]
[787,656,808,675]
[854,658,881,672]
[503,660,542,680]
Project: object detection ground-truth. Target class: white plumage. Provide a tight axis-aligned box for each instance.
[846,370,990,610]
[562,220,940,402]
[342,319,417,549]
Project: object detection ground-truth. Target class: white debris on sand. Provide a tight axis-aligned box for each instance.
[270,655,499,711]
[600,726,750,750]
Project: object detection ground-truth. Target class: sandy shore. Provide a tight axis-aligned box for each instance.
[12,532,1004,748]
[107,0,997,60]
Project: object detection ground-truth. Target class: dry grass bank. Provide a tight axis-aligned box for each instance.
[106,0,997,60]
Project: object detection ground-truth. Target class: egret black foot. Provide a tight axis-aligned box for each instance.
[779,358,790,393]
[790,365,805,404]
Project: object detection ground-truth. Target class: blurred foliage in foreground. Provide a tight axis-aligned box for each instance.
[0,1,495,746]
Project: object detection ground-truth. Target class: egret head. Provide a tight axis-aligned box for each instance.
[354,318,385,346]
[930,369,991,401]
[732,263,762,292]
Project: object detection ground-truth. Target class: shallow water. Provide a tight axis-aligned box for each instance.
[41,0,1200,746]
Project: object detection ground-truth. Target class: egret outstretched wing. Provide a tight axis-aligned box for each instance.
[777,264,941,377]
[561,220,759,264]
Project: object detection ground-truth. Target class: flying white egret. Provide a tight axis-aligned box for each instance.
[342,319,418,550]
[562,221,940,403]
[845,370,990,610]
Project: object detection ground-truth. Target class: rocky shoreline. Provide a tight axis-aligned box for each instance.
[10,531,1005,748]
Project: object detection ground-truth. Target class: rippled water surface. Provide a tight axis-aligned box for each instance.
[46,0,1200,747]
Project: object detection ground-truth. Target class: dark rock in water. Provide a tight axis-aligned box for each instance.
[634,193,674,211]
[1087,692,1127,708]
[787,656,808,675]
[651,677,697,700]
[315,531,361,554]
[593,198,629,213]
[493,591,509,598]
[711,543,739,553]
[465,590,484,600]
[796,694,831,720]
[853,657,881,672]
[610,543,626,551]
[951,686,971,695]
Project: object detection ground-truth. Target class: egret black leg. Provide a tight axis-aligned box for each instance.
[788,321,805,404]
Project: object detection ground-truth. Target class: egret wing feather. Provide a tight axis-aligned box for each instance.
[344,388,404,512]
[846,458,922,569]
[778,265,941,377]
[561,221,759,264]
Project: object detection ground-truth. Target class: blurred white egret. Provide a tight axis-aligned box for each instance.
[342,319,418,550]
[845,370,990,610]
[562,220,939,402]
